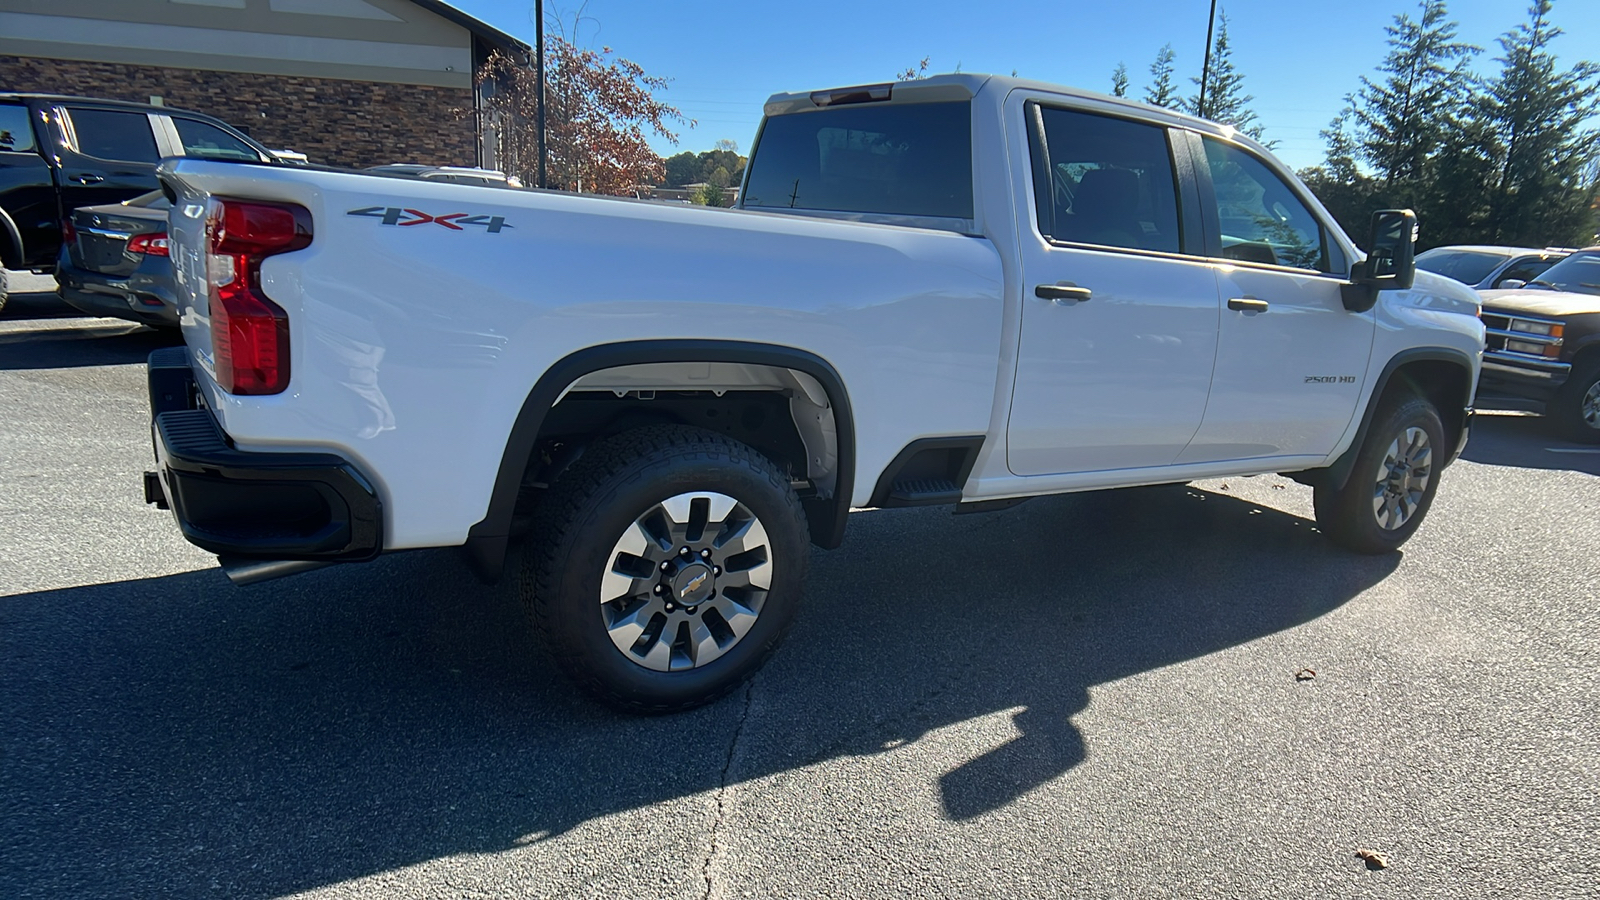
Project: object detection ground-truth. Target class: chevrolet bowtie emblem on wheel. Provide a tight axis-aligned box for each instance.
[347,206,512,233]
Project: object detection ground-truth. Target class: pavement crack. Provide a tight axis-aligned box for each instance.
[702,679,754,900]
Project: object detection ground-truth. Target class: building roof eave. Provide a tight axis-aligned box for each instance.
[407,0,531,63]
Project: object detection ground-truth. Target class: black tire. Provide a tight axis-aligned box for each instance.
[1551,357,1600,444]
[1313,393,1445,554]
[522,424,809,713]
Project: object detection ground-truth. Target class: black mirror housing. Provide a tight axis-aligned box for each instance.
[1343,208,1418,312]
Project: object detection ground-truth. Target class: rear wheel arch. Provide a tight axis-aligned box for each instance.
[463,340,856,583]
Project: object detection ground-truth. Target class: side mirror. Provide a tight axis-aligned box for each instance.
[1498,279,1526,290]
[1342,208,1418,312]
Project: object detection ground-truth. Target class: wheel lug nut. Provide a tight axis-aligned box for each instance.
[660,561,670,571]
[701,549,712,558]
[713,566,721,576]
[680,547,690,556]
[665,602,674,611]
[654,585,663,594]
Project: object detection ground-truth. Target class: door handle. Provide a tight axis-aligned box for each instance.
[1035,282,1092,303]
[1227,297,1269,312]
[70,173,105,185]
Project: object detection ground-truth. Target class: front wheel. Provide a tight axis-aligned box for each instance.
[1551,359,1600,444]
[523,424,809,713]
[1313,394,1445,554]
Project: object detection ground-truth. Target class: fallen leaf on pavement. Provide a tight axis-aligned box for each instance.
[1295,668,1316,681]
[1355,849,1389,870]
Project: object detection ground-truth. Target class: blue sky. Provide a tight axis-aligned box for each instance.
[448,0,1600,172]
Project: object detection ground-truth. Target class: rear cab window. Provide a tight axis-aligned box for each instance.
[0,104,38,153]
[740,100,972,227]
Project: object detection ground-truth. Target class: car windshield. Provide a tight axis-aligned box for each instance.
[1524,250,1600,295]
[1415,248,1509,285]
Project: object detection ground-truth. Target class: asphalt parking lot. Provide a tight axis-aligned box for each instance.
[2,289,1597,899]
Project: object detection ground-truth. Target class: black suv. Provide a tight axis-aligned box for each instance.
[1,94,275,310]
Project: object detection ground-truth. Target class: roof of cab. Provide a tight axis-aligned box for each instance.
[761,73,1257,147]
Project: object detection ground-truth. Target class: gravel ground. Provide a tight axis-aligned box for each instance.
[2,296,1596,899]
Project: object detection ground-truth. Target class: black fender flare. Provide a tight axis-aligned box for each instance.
[463,340,856,583]
[0,207,24,270]
[1318,346,1477,491]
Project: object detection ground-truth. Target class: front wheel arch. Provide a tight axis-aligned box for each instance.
[1311,348,1474,492]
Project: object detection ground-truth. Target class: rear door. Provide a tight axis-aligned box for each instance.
[1006,98,1221,475]
[0,101,57,268]
[1173,133,1373,464]
[56,105,164,222]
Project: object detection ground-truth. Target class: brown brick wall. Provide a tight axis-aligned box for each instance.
[0,55,478,170]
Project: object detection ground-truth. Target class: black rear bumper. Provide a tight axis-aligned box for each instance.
[145,348,383,560]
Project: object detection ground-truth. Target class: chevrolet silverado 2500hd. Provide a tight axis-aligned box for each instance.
[145,75,1483,711]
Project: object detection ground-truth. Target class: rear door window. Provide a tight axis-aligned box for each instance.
[741,101,972,220]
[0,104,37,153]
[173,117,262,161]
[1030,107,1183,254]
[65,108,159,163]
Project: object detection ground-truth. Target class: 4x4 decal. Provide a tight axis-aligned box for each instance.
[347,206,512,233]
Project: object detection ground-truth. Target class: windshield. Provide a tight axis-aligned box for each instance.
[1415,248,1508,285]
[1524,249,1600,295]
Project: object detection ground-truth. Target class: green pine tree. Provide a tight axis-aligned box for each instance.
[1187,11,1268,144]
[1111,62,1129,98]
[1145,44,1179,109]
[1352,0,1478,207]
[1472,0,1600,245]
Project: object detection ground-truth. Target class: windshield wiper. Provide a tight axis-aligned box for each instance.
[1525,279,1560,290]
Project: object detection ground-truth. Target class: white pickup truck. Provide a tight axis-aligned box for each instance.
[146,74,1483,711]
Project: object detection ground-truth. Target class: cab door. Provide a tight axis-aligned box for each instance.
[55,105,164,219]
[1173,133,1374,464]
[1006,101,1221,475]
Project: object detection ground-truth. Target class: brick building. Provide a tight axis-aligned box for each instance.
[0,0,529,169]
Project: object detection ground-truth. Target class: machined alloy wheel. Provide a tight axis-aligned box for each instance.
[1581,380,1600,431]
[600,491,773,672]
[1313,392,1445,554]
[524,424,808,713]
[1553,361,1600,443]
[1371,426,1432,531]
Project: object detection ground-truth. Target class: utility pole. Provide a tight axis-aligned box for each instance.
[536,0,546,189]
[1197,0,1218,119]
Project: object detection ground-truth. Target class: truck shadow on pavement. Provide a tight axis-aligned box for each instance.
[0,486,1397,898]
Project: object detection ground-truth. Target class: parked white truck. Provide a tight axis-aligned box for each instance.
[145,75,1483,711]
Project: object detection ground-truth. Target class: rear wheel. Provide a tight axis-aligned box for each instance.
[1551,359,1600,444]
[1314,393,1445,554]
[523,424,809,712]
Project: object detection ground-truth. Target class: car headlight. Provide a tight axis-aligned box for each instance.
[1510,318,1559,337]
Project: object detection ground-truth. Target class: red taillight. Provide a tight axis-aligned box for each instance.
[206,199,312,395]
[128,232,170,257]
[62,217,76,245]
